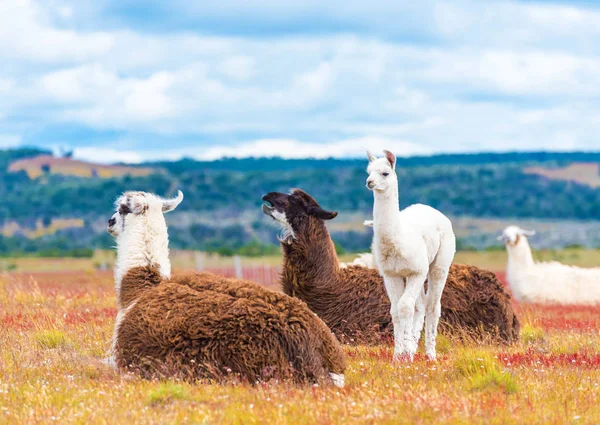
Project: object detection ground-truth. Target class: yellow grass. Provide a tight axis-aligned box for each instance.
[0,266,599,424]
[2,248,599,274]
[1,219,85,238]
[524,163,600,188]
[8,155,158,179]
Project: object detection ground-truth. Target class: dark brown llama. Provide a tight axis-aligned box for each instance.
[262,189,520,345]
[109,190,346,386]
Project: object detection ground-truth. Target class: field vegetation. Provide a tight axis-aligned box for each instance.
[1,252,599,424]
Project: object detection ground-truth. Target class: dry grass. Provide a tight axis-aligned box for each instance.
[524,163,600,188]
[8,155,158,179]
[1,269,599,424]
[1,219,85,238]
[3,248,600,274]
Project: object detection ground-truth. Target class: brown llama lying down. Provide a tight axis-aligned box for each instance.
[108,190,346,386]
[116,266,347,385]
[262,189,520,345]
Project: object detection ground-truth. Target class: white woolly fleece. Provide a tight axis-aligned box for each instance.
[502,226,600,305]
[367,152,456,362]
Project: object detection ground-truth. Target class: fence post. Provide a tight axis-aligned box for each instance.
[233,255,243,278]
[195,251,205,271]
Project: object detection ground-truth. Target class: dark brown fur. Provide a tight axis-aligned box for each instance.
[263,190,520,345]
[115,266,346,385]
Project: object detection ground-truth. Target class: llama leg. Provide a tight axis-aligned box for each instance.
[396,273,427,361]
[411,287,426,346]
[424,268,448,361]
[383,275,405,359]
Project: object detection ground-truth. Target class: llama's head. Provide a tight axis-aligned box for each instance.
[498,225,535,247]
[366,150,397,193]
[262,189,337,243]
[108,190,183,290]
[108,190,184,238]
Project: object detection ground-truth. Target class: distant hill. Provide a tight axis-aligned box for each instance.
[0,147,599,255]
[525,162,600,188]
[9,155,159,179]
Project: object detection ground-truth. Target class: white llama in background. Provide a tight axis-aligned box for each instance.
[366,150,456,361]
[499,225,600,304]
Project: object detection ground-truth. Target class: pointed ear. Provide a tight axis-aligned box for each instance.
[162,190,184,213]
[129,198,146,215]
[122,193,147,215]
[383,150,396,169]
[522,229,536,237]
[307,205,338,220]
[366,151,377,162]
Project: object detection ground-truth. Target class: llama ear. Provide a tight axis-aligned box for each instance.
[162,190,184,213]
[521,229,536,237]
[307,205,338,220]
[366,151,377,162]
[383,150,396,169]
[124,193,147,215]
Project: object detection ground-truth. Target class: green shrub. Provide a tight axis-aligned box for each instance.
[147,383,189,405]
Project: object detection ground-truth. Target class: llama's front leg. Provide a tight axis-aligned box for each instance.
[411,287,426,346]
[383,275,405,358]
[424,268,448,361]
[396,273,427,361]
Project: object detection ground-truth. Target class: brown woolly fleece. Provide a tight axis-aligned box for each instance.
[115,266,346,385]
[263,190,520,345]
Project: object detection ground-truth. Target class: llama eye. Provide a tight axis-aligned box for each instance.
[382,172,389,177]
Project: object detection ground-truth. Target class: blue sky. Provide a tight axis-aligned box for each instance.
[1,0,599,163]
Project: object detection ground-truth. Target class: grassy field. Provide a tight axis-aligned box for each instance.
[1,254,600,424]
[2,247,600,273]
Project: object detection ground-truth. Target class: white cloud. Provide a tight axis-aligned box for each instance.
[216,56,255,81]
[0,0,114,63]
[124,72,175,120]
[2,0,600,157]
[198,137,431,160]
[73,147,145,164]
[0,77,14,93]
[0,134,22,148]
[72,136,431,163]
[39,64,177,125]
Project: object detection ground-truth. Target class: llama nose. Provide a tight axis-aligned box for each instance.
[366,179,375,189]
[108,217,116,227]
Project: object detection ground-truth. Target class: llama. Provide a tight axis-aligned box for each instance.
[108,190,183,359]
[366,150,456,361]
[262,189,520,347]
[108,190,346,386]
[499,225,600,304]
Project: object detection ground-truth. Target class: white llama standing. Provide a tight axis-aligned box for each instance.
[366,150,456,361]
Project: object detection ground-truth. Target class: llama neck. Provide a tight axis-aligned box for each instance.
[372,185,401,237]
[506,237,534,298]
[114,214,171,304]
[281,218,339,296]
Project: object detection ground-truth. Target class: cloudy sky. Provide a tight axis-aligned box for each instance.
[1,0,599,163]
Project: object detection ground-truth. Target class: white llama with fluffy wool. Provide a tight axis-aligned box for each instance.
[499,225,600,304]
[366,150,456,361]
[107,190,183,357]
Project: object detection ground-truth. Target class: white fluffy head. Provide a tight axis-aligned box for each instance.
[108,190,183,292]
[108,190,183,237]
[366,150,397,193]
[498,225,536,246]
